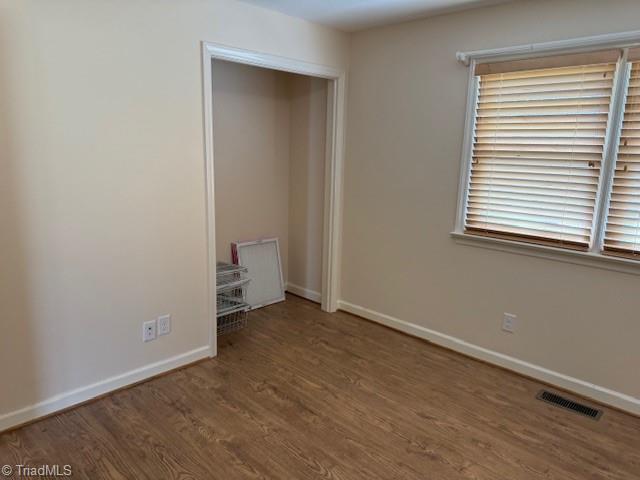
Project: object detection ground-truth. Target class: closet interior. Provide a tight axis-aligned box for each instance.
[211,59,328,335]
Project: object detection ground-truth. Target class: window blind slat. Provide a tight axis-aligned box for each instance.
[477,105,612,117]
[474,157,599,166]
[466,214,592,232]
[474,144,604,154]
[478,73,614,90]
[479,90,612,103]
[467,205,593,222]
[476,129,606,137]
[469,192,595,207]
[469,186,596,201]
[465,62,616,247]
[468,191,595,208]
[478,96,613,108]
[473,163,599,173]
[474,151,602,161]
[476,137,605,146]
[604,63,640,256]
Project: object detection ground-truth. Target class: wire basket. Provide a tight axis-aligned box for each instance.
[217,309,248,336]
[216,261,248,292]
[217,295,248,315]
[217,278,250,304]
[216,261,250,336]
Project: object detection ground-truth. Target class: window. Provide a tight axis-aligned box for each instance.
[458,46,640,263]
[604,52,640,258]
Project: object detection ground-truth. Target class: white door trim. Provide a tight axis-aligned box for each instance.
[201,42,346,357]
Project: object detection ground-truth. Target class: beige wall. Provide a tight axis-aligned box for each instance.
[212,61,292,277]
[289,75,327,294]
[344,0,640,399]
[0,0,347,420]
[212,61,327,293]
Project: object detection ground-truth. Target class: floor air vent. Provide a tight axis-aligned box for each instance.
[536,390,602,420]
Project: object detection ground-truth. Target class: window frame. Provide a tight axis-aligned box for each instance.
[452,31,640,274]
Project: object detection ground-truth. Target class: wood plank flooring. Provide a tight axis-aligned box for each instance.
[1,295,638,479]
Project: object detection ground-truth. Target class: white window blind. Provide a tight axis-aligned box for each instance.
[466,55,618,249]
[604,58,640,257]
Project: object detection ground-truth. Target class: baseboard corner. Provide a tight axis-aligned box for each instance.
[286,282,322,303]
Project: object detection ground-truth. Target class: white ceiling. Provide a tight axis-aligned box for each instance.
[239,0,513,32]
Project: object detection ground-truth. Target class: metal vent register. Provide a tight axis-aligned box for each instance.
[536,390,602,420]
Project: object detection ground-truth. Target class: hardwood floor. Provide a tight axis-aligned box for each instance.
[1,295,638,479]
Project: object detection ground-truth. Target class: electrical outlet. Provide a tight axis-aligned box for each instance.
[157,314,171,336]
[502,313,517,333]
[143,319,157,342]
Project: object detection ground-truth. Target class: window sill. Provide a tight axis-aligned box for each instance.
[450,231,640,276]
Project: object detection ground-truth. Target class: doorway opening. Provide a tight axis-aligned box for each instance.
[201,43,346,356]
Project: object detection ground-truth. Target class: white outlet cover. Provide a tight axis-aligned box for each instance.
[158,314,171,336]
[502,313,517,333]
[143,319,157,342]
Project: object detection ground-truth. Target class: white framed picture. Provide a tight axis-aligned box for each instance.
[232,238,285,309]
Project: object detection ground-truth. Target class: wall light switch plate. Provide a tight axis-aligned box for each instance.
[502,313,517,333]
[143,319,157,342]
[158,314,171,336]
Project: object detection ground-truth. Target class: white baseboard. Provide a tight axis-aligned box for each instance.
[3,305,637,433]
[338,300,640,416]
[0,346,211,433]
[286,282,321,303]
